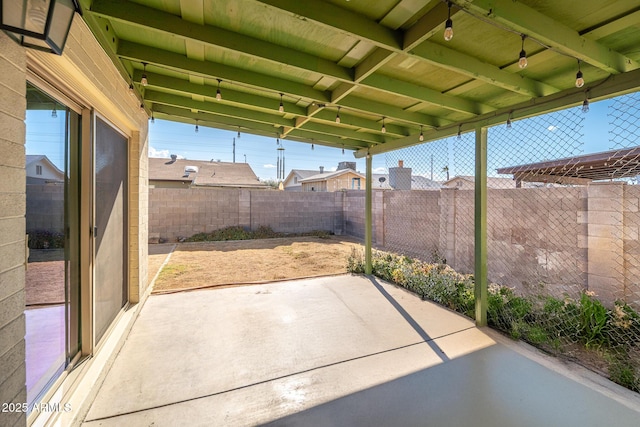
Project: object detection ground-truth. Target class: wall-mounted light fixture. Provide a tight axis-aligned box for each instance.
[0,0,81,55]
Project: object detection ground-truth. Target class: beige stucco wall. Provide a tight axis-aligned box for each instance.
[0,29,28,427]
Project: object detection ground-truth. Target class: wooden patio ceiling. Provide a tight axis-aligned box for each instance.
[78,0,640,158]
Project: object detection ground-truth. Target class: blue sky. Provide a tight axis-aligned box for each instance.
[147,120,388,180]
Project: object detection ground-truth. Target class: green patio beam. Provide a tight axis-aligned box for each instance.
[354,66,640,158]
[145,91,295,128]
[403,1,456,51]
[285,128,368,149]
[89,0,354,82]
[354,49,397,83]
[133,71,308,117]
[365,153,373,275]
[255,0,403,50]
[339,95,451,128]
[362,74,494,116]
[312,109,409,137]
[295,121,385,145]
[474,126,488,327]
[410,41,558,97]
[458,0,640,74]
[152,104,284,135]
[118,41,330,102]
[583,9,640,40]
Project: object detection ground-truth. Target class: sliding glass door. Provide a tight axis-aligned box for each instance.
[25,83,80,410]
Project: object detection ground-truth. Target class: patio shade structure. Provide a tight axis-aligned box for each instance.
[497,146,640,186]
[78,0,640,325]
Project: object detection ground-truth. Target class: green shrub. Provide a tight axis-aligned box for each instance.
[28,230,65,249]
[579,291,609,348]
[185,226,333,242]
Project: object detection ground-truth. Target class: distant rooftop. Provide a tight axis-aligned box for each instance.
[497,146,640,185]
[148,158,267,188]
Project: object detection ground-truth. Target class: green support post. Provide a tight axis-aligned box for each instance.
[365,153,373,274]
[475,127,488,327]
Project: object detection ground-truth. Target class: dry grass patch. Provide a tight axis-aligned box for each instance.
[152,236,362,293]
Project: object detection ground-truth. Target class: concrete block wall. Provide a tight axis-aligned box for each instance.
[485,187,587,298]
[339,185,637,308]
[26,184,65,233]
[384,190,442,261]
[251,191,344,234]
[0,30,27,427]
[149,188,241,241]
[149,188,346,241]
[624,185,640,307]
[344,191,365,238]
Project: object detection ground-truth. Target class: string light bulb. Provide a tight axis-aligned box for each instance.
[141,62,148,86]
[336,106,341,124]
[279,93,284,113]
[457,125,462,140]
[195,120,199,133]
[311,143,315,150]
[140,103,145,112]
[237,128,241,138]
[342,145,345,155]
[444,2,453,41]
[381,117,386,133]
[506,112,512,129]
[518,35,528,69]
[575,60,585,88]
[419,125,424,142]
[151,111,155,124]
[129,83,134,93]
[582,97,590,113]
[216,79,222,100]
[51,106,57,118]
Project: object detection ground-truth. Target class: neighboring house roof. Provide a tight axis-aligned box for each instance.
[25,155,64,181]
[283,169,320,187]
[443,176,518,189]
[148,158,267,188]
[300,168,365,183]
[372,173,441,190]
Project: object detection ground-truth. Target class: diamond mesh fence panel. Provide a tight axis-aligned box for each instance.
[377,94,640,392]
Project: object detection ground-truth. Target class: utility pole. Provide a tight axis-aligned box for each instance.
[244,154,246,163]
[233,137,236,163]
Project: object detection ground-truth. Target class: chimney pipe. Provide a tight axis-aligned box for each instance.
[398,160,404,168]
[319,166,324,173]
[170,154,177,161]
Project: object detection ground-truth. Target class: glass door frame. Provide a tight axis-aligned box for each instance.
[24,74,84,414]
[90,112,130,349]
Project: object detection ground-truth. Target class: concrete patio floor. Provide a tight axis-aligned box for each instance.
[82,275,640,426]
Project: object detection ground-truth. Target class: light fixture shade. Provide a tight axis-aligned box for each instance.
[1,0,81,55]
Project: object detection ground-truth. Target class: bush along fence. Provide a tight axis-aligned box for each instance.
[347,248,640,393]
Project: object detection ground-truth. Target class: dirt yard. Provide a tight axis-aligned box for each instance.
[151,236,363,294]
[26,249,65,306]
